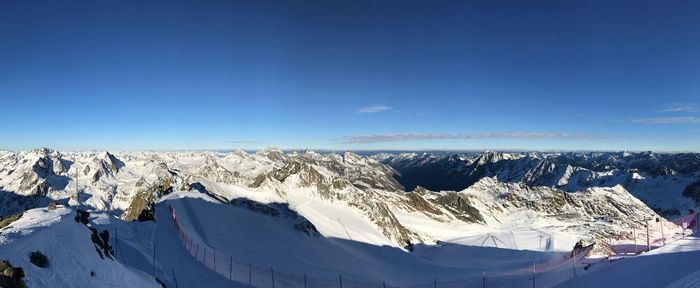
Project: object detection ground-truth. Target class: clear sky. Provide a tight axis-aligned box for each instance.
[1,0,699,151]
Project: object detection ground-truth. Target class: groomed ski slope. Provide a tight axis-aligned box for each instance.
[158,192,586,287]
[2,195,696,288]
[90,194,244,288]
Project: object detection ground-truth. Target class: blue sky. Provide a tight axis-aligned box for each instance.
[1,0,699,151]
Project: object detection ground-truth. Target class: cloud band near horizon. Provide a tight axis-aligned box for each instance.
[631,116,700,125]
[338,132,598,143]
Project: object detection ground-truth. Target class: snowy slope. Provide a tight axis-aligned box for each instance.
[0,148,694,287]
[0,206,158,288]
[0,149,685,252]
[556,235,700,288]
[158,193,572,287]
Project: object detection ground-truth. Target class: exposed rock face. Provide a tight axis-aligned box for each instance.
[83,152,124,182]
[404,190,444,216]
[379,151,700,216]
[348,197,419,245]
[121,163,182,221]
[250,158,422,245]
[89,228,114,259]
[17,150,69,196]
[460,177,681,250]
[0,260,26,288]
[251,160,350,199]
[229,198,322,237]
[0,149,73,216]
[197,155,243,185]
[29,251,48,268]
[430,193,484,223]
[682,178,700,205]
[257,148,287,163]
[295,220,321,237]
[0,212,23,229]
[230,198,298,218]
[251,151,403,192]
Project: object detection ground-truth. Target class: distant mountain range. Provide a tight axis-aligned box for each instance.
[375,150,700,216]
[0,148,692,251]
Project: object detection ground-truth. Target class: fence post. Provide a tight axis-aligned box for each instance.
[249,262,252,287]
[572,249,576,278]
[646,220,651,252]
[339,272,343,288]
[482,272,486,288]
[271,267,275,288]
[383,280,386,288]
[434,278,436,288]
[195,243,199,261]
[304,273,307,288]
[230,256,233,280]
[115,228,118,260]
[660,219,665,246]
[172,269,178,288]
[152,244,156,278]
[532,262,536,288]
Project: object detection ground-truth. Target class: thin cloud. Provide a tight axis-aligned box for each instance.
[337,132,597,143]
[631,116,700,125]
[355,105,392,114]
[658,103,698,113]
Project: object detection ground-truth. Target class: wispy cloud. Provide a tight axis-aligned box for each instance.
[631,116,700,125]
[337,132,597,143]
[658,103,698,113]
[355,105,392,114]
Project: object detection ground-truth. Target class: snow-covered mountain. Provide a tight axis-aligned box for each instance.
[0,148,684,249]
[0,148,696,287]
[378,151,700,216]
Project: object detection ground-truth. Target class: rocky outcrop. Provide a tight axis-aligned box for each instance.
[430,193,484,223]
[347,196,419,245]
[249,159,422,245]
[295,220,321,237]
[29,251,48,268]
[0,212,23,229]
[682,178,700,205]
[83,152,124,182]
[404,189,443,216]
[462,177,681,252]
[0,260,26,288]
[89,228,114,259]
[121,163,182,221]
[197,156,243,185]
[229,198,322,237]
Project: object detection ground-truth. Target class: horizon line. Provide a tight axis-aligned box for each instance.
[2,147,698,154]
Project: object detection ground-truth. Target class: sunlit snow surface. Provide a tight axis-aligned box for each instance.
[557,236,700,287]
[1,195,698,287]
[0,207,158,288]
